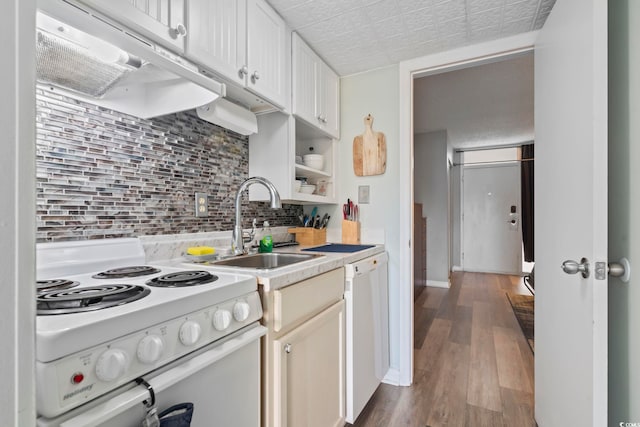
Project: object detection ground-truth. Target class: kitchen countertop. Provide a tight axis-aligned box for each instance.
[162,243,385,292]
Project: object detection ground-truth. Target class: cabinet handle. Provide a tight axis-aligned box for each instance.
[251,71,260,83]
[284,343,292,354]
[317,114,327,124]
[171,23,187,38]
[239,66,249,78]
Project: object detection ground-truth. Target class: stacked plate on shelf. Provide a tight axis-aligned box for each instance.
[300,184,316,194]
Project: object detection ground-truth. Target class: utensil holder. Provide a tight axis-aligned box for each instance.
[341,220,361,244]
[287,227,327,246]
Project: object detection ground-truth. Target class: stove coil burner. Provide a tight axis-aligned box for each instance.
[37,279,79,294]
[146,270,218,288]
[92,266,161,279]
[37,284,150,315]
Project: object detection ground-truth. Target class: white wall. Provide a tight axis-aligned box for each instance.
[1,0,36,424]
[414,131,449,283]
[331,65,400,373]
[609,0,640,423]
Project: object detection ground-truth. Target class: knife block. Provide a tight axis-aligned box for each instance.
[341,220,361,244]
[287,227,326,246]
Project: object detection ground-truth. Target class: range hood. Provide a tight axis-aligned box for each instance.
[196,99,258,136]
[35,1,226,119]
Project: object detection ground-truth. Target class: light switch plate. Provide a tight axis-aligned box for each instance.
[195,192,208,217]
[358,185,370,204]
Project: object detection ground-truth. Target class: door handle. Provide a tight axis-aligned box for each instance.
[561,257,590,278]
[595,258,631,282]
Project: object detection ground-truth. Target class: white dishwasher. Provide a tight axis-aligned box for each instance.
[344,252,390,424]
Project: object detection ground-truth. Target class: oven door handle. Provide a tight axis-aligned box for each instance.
[60,324,267,427]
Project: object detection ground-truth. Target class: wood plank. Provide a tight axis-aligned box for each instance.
[472,300,493,329]
[384,368,439,427]
[448,305,473,345]
[425,341,471,427]
[501,387,535,427]
[465,404,505,427]
[351,383,404,427]
[415,318,451,372]
[457,286,474,307]
[467,323,503,412]
[423,287,447,309]
[413,306,436,349]
[493,326,533,392]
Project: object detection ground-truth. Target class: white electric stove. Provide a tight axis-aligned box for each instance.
[36,238,265,427]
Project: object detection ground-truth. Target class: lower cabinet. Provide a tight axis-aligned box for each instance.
[261,268,345,427]
[274,301,345,427]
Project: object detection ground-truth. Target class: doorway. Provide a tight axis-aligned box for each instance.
[411,53,533,297]
[407,52,536,424]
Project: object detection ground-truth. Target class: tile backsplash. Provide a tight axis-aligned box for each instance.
[36,86,301,242]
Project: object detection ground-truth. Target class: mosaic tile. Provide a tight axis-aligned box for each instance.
[36,86,302,242]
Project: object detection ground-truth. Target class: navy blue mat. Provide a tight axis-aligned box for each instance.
[302,243,375,253]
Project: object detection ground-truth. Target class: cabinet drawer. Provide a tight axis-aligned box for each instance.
[273,268,344,333]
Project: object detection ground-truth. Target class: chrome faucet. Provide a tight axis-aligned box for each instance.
[232,177,281,255]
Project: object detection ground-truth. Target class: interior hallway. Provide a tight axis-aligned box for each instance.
[352,272,535,426]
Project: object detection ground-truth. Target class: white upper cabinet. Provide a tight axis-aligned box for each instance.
[246,0,288,108]
[292,36,319,127]
[78,0,187,52]
[185,0,288,109]
[292,33,340,139]
[319,61,340,139]
[185,0,246,83]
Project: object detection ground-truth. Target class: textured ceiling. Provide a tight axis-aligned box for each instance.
[267,0,555,76]
[414,53,534,149]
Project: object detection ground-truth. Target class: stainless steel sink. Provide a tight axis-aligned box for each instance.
[211,252,323,270]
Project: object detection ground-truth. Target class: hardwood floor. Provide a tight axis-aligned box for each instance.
[352,272,535,427]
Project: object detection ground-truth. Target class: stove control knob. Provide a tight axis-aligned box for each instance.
[233,301,251,322]
[95,349,129,382]
[212,309,232,331]
[179,321,201,346]
[137,335,164,364]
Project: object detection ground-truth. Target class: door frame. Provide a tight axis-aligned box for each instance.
[397,32,538,386]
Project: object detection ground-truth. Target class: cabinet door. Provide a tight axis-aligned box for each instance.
[246,0,288,108]
[185,0,246,84]
[274,301,345,427]
[79,0,186,52]
[319,62,340,138]
[292,33,319,126]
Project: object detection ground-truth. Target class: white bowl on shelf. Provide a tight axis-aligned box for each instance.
[295,180,302,192]
[299,184,316,194]
[302,154,324,170]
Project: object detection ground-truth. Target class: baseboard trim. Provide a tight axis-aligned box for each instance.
[382,368,401,386]
[427,280,450,289]
[452,265,463,272]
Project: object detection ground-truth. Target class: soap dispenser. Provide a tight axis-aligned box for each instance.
[259,221,273,253]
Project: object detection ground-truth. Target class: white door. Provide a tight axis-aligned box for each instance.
[535,0,607,424]
[461,163,521,275]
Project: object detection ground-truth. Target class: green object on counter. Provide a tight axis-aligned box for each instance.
[259,221,273,253]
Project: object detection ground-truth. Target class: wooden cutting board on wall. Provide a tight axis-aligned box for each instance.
[353,114,386,176]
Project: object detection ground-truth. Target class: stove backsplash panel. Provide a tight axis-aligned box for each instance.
[36,86,301,242]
